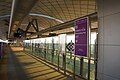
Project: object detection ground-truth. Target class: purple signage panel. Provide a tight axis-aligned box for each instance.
[0,42,2,59]
[75,17,89,57]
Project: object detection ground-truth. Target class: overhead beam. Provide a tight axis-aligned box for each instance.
[25,19,40,38]
[8,0,38,38]
[28,12,97,37]
[26,27,98,40]
[35,19,39,32]
[25,19,34,32]
[31,23,38,32]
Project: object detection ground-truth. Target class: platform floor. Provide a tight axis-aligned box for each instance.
[0,47,83,80]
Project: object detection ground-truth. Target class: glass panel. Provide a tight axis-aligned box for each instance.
[66,51,74,72]
[59,53,63,68]
[90,60,95,80]
[53,50,58,66]
[75,57,80,75]
[90,32,97,59]
[83,58,88,79]
[46,49,52,62]
[23,32,97,80]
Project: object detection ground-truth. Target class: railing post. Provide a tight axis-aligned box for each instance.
[95,33,98,80]
[58,50,60,71]
[63,53,66,74]
[73,56,76,79]
[88,57,91,80]
[80,57,83,76]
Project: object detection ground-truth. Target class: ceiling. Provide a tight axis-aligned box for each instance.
[0,0,97,40]
[0,0,12,40]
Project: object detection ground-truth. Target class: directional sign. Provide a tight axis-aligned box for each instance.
[66,41,74,52]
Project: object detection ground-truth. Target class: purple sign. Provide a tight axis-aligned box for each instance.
[75,18,89,57]
[0,42,2,59]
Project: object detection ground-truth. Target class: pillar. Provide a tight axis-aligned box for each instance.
[97,0,120,80]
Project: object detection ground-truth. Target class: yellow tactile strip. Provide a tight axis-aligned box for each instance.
[10,47,74,80]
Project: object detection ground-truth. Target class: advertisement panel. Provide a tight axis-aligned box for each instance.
[75,17,89,57]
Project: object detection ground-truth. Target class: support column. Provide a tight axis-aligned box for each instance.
[97,0,120,80]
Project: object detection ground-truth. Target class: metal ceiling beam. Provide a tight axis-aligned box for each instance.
[25,19,40,38]
[28,12,97,37]
[25,19,34,32]
[31,23,38,32]
[8,0,38,38]
[35,19,39,32]
[26,27,98,40]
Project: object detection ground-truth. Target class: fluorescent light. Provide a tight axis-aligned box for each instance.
[0,39,9,43]
[0,15,10,19]
[29,13,64,23]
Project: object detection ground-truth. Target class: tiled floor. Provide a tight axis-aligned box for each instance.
[0,52,8,80]
[0,47,83,80]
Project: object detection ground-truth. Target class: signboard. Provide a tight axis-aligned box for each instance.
[0,42,2,59]
[66,41,74,52]
[75,17,89,57]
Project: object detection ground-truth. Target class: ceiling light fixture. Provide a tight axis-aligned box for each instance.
[29,13,64,23]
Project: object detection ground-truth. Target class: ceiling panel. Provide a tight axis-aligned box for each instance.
[20,0,97,37]
[0,0,12,40]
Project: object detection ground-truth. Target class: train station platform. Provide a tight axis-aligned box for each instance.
[0,46,83,80]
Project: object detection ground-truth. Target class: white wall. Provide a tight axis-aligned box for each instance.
[97,0,120,80]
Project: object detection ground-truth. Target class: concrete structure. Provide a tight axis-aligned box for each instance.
[97,0,120,80]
